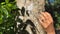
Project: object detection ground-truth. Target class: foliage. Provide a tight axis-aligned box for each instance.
[46,0,60,28]
[0,0,18,34]
[54,0,60,28]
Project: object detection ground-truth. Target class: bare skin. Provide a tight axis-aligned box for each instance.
[38,12,55,34]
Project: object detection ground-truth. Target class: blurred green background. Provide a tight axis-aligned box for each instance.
[45,0,60,29]
[0,0,60,34]
[0,0,18,34]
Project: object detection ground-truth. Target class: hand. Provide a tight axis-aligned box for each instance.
[38,12,53,28]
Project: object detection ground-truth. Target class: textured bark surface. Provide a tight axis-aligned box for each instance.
[16,0,46,34]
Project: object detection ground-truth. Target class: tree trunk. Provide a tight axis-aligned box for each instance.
[15,0,46,34]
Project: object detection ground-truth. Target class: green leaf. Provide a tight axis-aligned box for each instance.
[0,0,17,34]
[0,15,3,24]
[7,3,13,7]
[12,5,17,9]
[5,0,9,3]
[0,32,2,34]
[1,2,5,5]
[5,5,11,11]
[1,7,9,18]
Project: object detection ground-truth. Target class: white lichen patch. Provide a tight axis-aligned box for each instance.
[27,3,34,11]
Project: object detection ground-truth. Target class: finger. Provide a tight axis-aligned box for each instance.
[40,12,48,20]
[40,12,51,24]
[45,12,52,19]
[44,12,53,28]
[39,12,52,28]
[39,14,46,23]
[39,19,49,28]
[39,19,44,23]
[45,12,53,23]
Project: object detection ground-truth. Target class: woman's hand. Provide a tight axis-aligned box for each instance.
[38,12,55,34]
[38,12,53,28]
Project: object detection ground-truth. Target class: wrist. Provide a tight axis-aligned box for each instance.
[45,23,55,34]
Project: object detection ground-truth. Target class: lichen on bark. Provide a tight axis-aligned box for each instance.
[16,0,46,34]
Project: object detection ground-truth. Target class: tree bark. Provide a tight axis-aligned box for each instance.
[16,0,46,34]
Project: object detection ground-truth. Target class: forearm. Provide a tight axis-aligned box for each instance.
[45,23,55,34]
